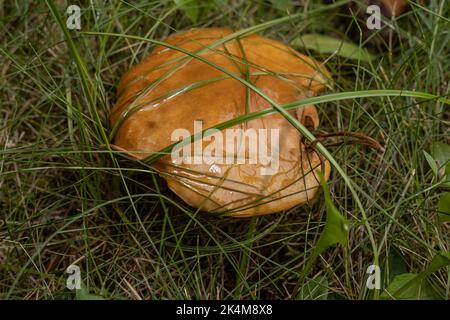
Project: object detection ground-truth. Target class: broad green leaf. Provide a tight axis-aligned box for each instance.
[423,150,438,177]
[174,0,199,23]
[388,247,408,280]
[437,193,450,223]
[431,142,450,186]
[381,273,441,300]
[292,34,375,62]
[76,281,105,300]
[296,170,349,296]
[382,252,450,299]
[298,275,328,300]
[431,142,450,170]
[429,143,450,223]
[425,252,450,275]
[316,171,349,249]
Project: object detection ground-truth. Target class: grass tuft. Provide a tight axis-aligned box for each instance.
[0,0,449,299]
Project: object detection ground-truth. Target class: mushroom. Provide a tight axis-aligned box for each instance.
[111,28,331,217]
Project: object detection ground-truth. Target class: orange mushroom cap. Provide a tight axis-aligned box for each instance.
[111,28,332,217]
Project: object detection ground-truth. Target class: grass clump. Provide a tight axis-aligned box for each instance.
[0,0,449,299]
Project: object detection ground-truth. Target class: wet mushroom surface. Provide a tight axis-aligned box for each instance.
[111,28,332,217]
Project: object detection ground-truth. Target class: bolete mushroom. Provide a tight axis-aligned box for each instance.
[111,28,331,217]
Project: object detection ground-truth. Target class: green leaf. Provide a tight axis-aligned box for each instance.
[382,252,450,299]
[296,171,349,296]
[423,150,438,177]
[316,172,349,249]
[298,275,328,300]
[381,273,441,300]
[76,281,105,300]
[437,193,450,223]
[425,252,450,275]
[431,142,450,169]
[388,247,408,280]
[174,0,199,23]
[292,34,375,62]
[431,142,450,185]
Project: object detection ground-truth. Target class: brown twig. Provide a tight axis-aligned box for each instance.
[304,130,385,154]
